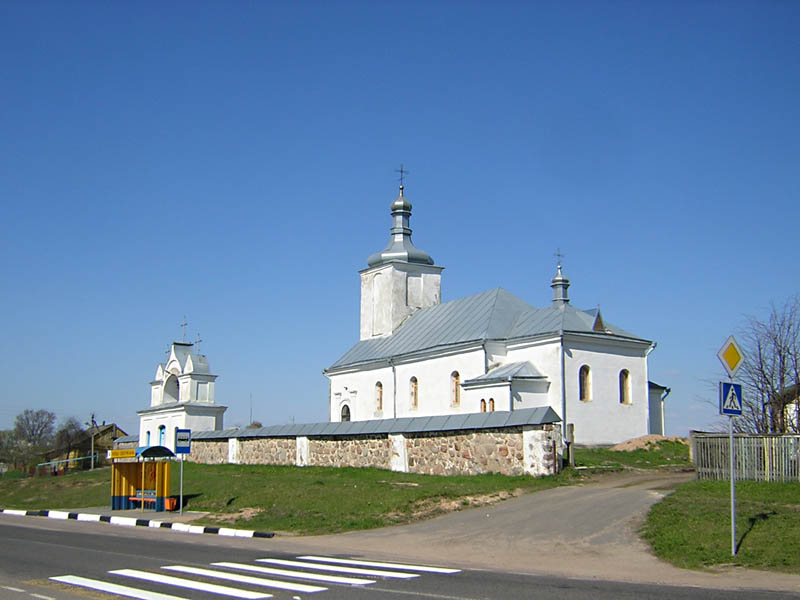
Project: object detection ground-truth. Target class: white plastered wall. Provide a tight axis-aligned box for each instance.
[328,347,485,421]
[563,337,649,445]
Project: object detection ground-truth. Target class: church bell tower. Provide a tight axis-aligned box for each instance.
[359,184,443,340]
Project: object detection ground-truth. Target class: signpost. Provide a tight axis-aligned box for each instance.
[175,429,191,515]
[717,336,744,557]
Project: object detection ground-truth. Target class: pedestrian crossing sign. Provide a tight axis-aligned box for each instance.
[719,382,743,416]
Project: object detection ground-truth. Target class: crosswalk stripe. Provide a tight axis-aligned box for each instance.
[256,559,419,579]
[212,562,375,585]
[110,569,271,599]
[162,566,326,593]
[50,575,189,600]
[297,555,461,574]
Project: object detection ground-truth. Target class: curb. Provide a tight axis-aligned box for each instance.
[0,508,274,539]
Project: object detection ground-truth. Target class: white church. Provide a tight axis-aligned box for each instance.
[137,340,226,452]
[324,184,668,445]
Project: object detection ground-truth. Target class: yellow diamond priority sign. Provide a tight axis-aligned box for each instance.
[717,335,744,378]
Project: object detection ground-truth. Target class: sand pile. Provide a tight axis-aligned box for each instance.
[610,434,688,451]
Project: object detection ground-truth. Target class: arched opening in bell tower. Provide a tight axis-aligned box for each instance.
[163,375,180,403]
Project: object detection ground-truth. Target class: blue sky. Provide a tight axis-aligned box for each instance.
[1,1,798,437]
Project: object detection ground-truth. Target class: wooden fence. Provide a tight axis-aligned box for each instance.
[691,432,800,481]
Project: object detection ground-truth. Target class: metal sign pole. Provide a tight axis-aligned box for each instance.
[179,454,184,516]
[729,413,736,556]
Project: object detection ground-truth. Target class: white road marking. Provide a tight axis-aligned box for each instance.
[256,559,419,579]
[50,575,188,600]
[163,565,326,593]
[0,586,24,592]
[213,561,375,585]
[111,569,270,599]
[297,555,461,573]
[30,594,55,600]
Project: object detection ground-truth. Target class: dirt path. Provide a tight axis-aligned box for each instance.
[268,469,800,593]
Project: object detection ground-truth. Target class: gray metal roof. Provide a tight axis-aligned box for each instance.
[193,407,560,440]
[115,434,139,444]
[327,288,649,371]
[463,361,546,385]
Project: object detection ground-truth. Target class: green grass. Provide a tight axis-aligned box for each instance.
[0,462,575,535]
[573,440,692,471]
[643,480,800,572]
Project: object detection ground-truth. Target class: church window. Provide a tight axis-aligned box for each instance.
[489,398,495,412]
[480,399,487,412]
[158,425,166,446]
[579,365,591,402]
[375,382,383,412]
[145,431,151,446]
[341,404,351,422]
[619,370,631,404]
[450,372,461,406]
[410,377,418,409]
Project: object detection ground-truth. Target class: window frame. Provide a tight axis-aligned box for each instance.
[579,365,592,402]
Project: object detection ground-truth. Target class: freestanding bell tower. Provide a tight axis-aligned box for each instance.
[359,184,443,340]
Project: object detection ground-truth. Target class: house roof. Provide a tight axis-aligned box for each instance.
[327,287,650,371]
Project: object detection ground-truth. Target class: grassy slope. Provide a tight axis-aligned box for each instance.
[0,463,574,535]
[642,480,800,573]
[174,463,572,534]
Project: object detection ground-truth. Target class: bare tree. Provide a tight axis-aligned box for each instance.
[13,409,55,446]
[54,417,85,454]
[737,295,800,433]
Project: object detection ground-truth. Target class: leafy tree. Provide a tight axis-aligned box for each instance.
[738,295,800,433]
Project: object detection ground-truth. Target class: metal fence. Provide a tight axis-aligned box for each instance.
[691,432,800,481]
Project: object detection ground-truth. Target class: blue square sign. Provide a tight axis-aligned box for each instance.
[175,429,191,454]
[719,382,743,416]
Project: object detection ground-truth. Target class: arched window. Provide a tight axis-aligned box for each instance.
[145,431,151,446]
[375,382,383,412]
[489,398,495,412]
[410,376,418,409]
[619,369,631,404]
[158,425,166,446]
[451,371,461,406]
[480,399,487,412]
[341,404,351,422]
[579,365,591,402]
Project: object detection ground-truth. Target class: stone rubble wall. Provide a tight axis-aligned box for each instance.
[238,437,296,465]
[182,423,561,477]
[187,440,228,464]
[308,436,393,469]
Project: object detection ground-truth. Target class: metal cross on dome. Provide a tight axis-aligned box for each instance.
[554,248,565,268]
[395,164,409,187]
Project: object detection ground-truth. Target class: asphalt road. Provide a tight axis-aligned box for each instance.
[0,515,797,600]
